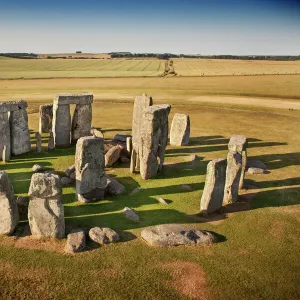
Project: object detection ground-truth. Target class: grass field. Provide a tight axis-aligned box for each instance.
[0,75,300,299]
[0,58,165,79]
[174,58,300,76]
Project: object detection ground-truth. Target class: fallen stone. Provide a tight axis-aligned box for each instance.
[141,224,217,247]
[89,227,119,245]
[246,160,267,170]
[0,171,19,235]
[106,175,125,195]
[105,145,122,167]
[61,176,74,186]
[65,165,76,178]
[32,164,44,172]
[123,207,139,222]
[248,167,266,175]
[157,197,168,205]
[170,113,190,146]
[181,184,193,191]
[66,229,86,254]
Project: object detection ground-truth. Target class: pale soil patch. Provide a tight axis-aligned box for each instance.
[162,261,209,300]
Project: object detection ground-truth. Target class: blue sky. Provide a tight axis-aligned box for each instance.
[1,0,299,54]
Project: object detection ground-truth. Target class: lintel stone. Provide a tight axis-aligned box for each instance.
[54,94,93,105]
[0,100,28,114]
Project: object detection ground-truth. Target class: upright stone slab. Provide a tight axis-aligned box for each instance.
[170,113,190,146]
[75,136,106,202]
[0,171,19,235]
[223,151,242,204]
[10,109,31,155]
[130,94,153,173]
[71,104,92,142]
[0,112,11,161]
[39,104,53,133]
[200,159,226,215]
[139,104,171,180]
[228,135,247,189]
[52,104,71,147]
[28,173,65,238]
[35,132,42,153]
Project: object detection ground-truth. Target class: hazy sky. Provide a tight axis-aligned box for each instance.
[1,0,300,55]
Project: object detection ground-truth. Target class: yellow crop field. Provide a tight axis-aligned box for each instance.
[0,58,165,79]
[174,58,300,76]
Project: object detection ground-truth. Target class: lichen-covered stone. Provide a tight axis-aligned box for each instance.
[54,94,93,105]
[71,104,92,142]
[52,104,71,147]
[28,173,65,238]
[32,164,44,172]
[0,100,27,114]
[39,104,53,133]
[105,175,125,195]
[248,167,266,175]
[200,159,226,215]
[91,128,104,138]
[89,227,119,245]
[105,145,122,167]
[66,229,86,253]
[0,112,11,162]
[0,171,19,235]
[75,137,106,202]
[170,113,190,146]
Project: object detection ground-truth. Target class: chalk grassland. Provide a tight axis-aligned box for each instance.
[0,58,165,79]
[174,58,300,76]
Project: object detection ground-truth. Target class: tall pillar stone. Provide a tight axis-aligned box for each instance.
[39,104,53,133]
[10,108,31,155]
[35,132,42,153]
[52,104,71,147]
[0,171,19,235]
[228,135,247,189]
[223,151,242,204]
[130,94,153,173]
[200,159,226,215]
[71,104,92,142]
[170,113,190,146]
[0,112,11,162]
[139,104,171,180]
[28,173,65,238]
[75,137,106,202]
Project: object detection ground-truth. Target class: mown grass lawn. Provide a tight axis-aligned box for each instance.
[0,77,300,299]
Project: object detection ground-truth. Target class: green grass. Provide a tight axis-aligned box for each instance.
[0,97,300,299]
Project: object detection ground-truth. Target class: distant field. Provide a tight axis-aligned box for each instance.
[0,58,165,79]
[174,59,300,76]
[38,53,112,59]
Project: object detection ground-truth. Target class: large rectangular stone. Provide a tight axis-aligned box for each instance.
[54,94,93,105]
[0,112,11,161]
[0,100,28,114]
[52,104,71,147]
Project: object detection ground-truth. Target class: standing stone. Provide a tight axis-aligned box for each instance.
[75,137,106,202]
[28,173,65,238]
[228,135,247,189]
[223,151,242,205]
[170,113,190,146]
[0,171,19,235]
[71,104,92,142]
[0,112,11,162]
[126,136,132,153]
[10,109,31,155]
[200,159,226,215]
[48,131,55,151]
[35,132,42,153]
[139,105,171,180]
[52,104,71,147]
[130,94,153,173]
[39,104,53,133]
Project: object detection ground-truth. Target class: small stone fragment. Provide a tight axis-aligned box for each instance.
[247,167,266,175]
[106,175,125,195]
[157,197,168,205]
[66,229,86,254]
[123,207,139,222]
[180,184,193,191]
[32,164,44,172]
[89,227,119,245]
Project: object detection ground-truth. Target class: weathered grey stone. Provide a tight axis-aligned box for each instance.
[181,184,194,191]
[157,197,168,205]
[35,132,42,153]
[91,128,104,138]
[248,167,266,175]
[0,171,19,235]
[0,100,27,114]
[0,112,11,162]
[32,164,44,172]
[48,131,55,151]
[123,207,139,222]
[65,165,76,177]
[113,134,132,143]
[71,104,92,142]
[126,136,132,153]
[223,151,242,205]
[61,177,74,186]
[39,104,53,133]
[10,109,31,155]
[52,104,71,147]
[130,94,153,173]
[105,145,122,167]
[141,224,217,247]
[138,105,171,180]
[200,159,226,215]
[105,175,125,195]
[89,227,119,245]
[54,94,93,105]
[75,137,106,202]
[120,157,130,164]
[228,135,248,189]
[28,173,65,238]
[66,229,86,253]
[170,113,190,146]
[246,160,267,170]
